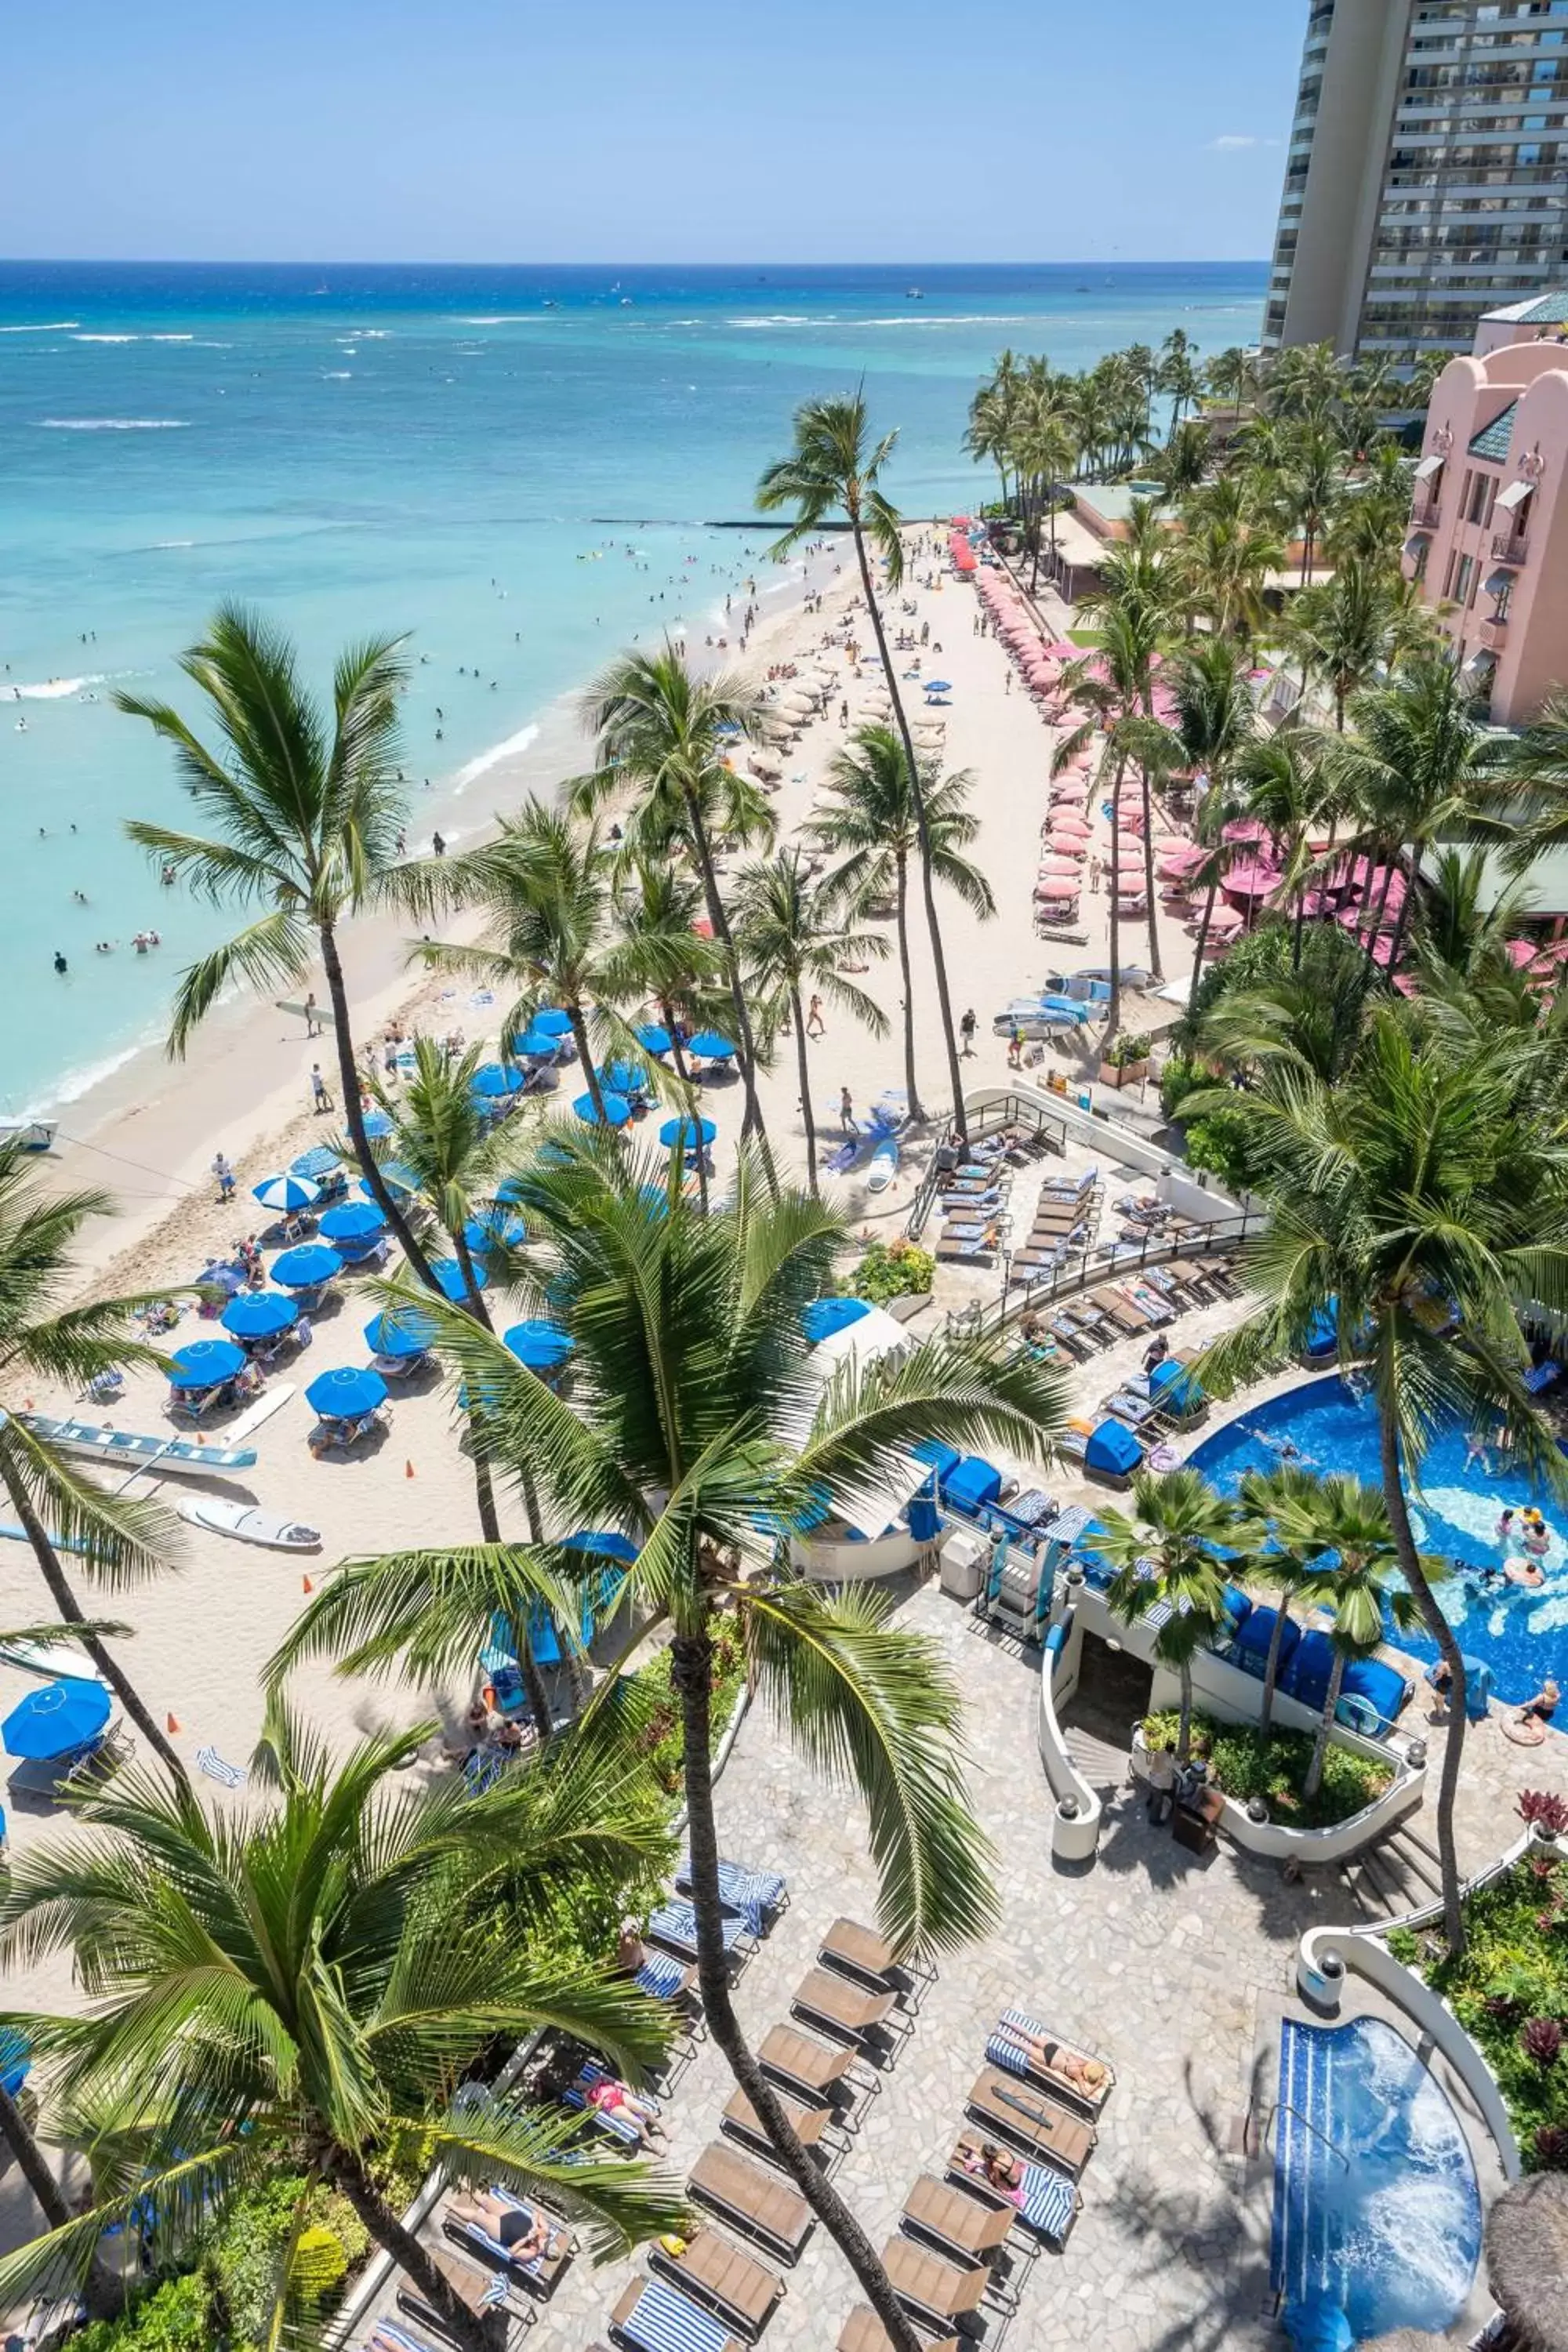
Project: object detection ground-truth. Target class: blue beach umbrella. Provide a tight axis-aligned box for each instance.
[0,2031,29,2098]
[362,1108,394,1139]
[472,1062,527,1099]
[514,1026,560,1059]
[364,1306,438,1359]
[220,1293,298,1341]
[633,1022,672,1055]
[252,1171,320,1214]
[3,1677,111,1761]
[573,1090,631,1127]
[599,1061,647,1097]
[167,1339,246,1388]
[306,1365,389,1420]
[505,1319,573,1370]
[687,1032,736,1060]
[532,1007,573,1037]
[320,1201,387,1243]
[272,1243,345,1290]
[659,1115,717,1149]
[430,1257,488,1301]
[291,1146,346,1184]
[357,1160,420,1202]
[562,1530,638,1565]
[463,1211,526,1252]
[801,1295,870,1345]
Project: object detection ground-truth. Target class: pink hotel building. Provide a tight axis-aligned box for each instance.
[1406,290,1568,724]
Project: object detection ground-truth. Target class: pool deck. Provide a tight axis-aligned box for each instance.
[352,1570,1568,2352]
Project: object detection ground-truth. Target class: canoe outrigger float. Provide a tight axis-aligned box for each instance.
[14,1413,258,1479]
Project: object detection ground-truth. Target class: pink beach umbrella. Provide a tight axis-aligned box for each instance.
[1046,837,1088,862]
[1223,858,1283,899]
[1034,876,1080,902]
[1505,938,1537,968]
[1038,855,1082,877]
[1222,818,1269,847]
[1158,844,1208,880]
[1049,811,1092,837]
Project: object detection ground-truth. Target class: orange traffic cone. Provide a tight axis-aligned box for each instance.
[405,1458,416,1479]
[166,1713,180,1734]
[301,1575,314,1595]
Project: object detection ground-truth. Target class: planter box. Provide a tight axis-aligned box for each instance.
[1098,1060,1149,1089]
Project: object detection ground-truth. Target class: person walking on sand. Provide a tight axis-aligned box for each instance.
[310,1063,332,1114]
[303,990,322,1038]
[806,993,826,1039]
[212,1152,236,1203]
[960,1007,978,1057]
[839,1086,855,1136]
[1006,1023,1024,1071]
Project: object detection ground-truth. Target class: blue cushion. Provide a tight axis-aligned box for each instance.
[1084,1418,1142,1475]
[946,1456,1004,1510]
[1232,1605,1300,1682]
[1221,1583,1254,1634]
[1338,1654,1409,1734]
[1279,1628,1336,1712]
[911,1439,962,1480]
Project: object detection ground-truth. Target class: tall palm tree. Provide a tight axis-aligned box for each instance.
[1159,328,1201,429]
[811,728,995,1123]
[1096,1468,1247,1763]
[268,1137,1066,2352]
[732,849,888,1193]
[1239,730,1326,969]
[1279,421,1345,586]
[1281,557,1431,731]
[1236,1463,1339,1741]
[757,393,971,1145]
[121,606,435,1289]
[575,644,776,1172]
[1167,637,1257,1024]
[601,857,732,1209]
[0,1701,684,2347]
[1194,1007,1568,1952]
[1265,1472,1430,1802]
[0,1152,187,1784]
[1059,600,1174,1018]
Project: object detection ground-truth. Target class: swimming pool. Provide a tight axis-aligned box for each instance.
[1272,2016,1481,2344]
[1186,1375,1568,1703]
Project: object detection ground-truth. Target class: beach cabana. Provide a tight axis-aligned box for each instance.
[3,1678,110,1762]
[572,1089,631,1127]
[271,1243,345,1294]
[505,1319,573,1371]
[1084,1419,1143,1483]
[220,1292,299,1343]
[167,1339,246,1389]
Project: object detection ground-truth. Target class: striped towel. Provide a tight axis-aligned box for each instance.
[369,2321,441,2352]
[1014,2158,1077,2241]
[675,1853,786,1936]
[448,2186,560,2276]
[196,1746,245,1788]
[636,1950,690,2002]
[648,1900,745,1956]
[617,2278,735,2352]
[986,2030,1030,2079]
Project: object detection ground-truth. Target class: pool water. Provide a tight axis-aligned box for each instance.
[1187,1375,1568,1703]
[1272,2016,1481,2343]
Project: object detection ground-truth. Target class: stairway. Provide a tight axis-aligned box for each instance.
[1063,1720,1133,1795]
[1334,1820,1446,1923]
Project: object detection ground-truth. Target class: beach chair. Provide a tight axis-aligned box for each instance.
[674,1854,786,1936]
[648,2229,784,2336]
[367,2321,447,2352]
[1099,1390,1160,1431]
[789,1967,906,2050]
[817,1916,908,1994]
[608,2278,743,2352]
[646,1900,750,1965]
[961,2074,1097,2176]
[901,2175,1015,2268]
[722,2081,840,2167]
[443,2188,574,2296]
[840,2316,958,2352]
[1120,1281,1176,1326]
[986,2009,1116,2114]
[563,2060,663,2149]
[757,2022,863,2103]
[634,1948,699,2007]
[395,2245,511,2345]
[687,2141,813,2263]
[1093,1290,1152,1338]
[880,2238,989,2332]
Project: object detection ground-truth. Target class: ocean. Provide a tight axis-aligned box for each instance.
[0,260,1267,1119]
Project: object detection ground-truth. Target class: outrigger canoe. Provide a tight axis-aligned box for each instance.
[15,1414,257,1479]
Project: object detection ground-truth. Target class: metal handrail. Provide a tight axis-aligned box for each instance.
[1265,2100,1352,2173]
[940,1210,1255,1348]
[904,1092,1069,1243]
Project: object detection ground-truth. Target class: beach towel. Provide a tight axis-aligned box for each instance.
[196,1746,245,1788]
[635,1949,690,2002]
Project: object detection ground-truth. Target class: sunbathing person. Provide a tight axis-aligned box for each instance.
[447,2189,555,2264]
[960,2141,1025,2206]
[996,2020,1109,2094]
[582,2071,667,2147]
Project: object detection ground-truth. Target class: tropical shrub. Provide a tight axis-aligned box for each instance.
[1141,1708,1392,1830]
[1159,1052,1210,1120]
[851,1240,935,1305]
[1180,1108,1264,1195]
[630,1617,748,1798]
[71,2274,210,2352]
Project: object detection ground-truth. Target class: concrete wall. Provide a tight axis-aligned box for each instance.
[1037,1610,1102,1861]
[1280,0,1410,353]
[964,1077,1244,1210]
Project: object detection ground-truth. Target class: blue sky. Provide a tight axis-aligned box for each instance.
[1,1,1305,262]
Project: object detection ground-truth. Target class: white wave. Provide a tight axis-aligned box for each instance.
[154,539,195,550]
[40,417,191,430]
[453,314,554,325]
[0,320,78,332]
[18,1027,161,1121]
[72,333,140,343]
[150,332,194,342]
[5,673,103,699]
[452,722,540,791]
[322,371,353,379]
[358,328,392,338]
[728,314,822,327]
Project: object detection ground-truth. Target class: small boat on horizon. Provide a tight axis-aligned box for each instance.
[906,287,924,299]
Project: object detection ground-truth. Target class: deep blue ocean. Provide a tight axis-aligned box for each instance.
[0,260,1266,1116]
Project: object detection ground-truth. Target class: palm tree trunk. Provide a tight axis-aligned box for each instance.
[1259,1597,1288,1741]
[1185,868,1220,1029]
[679,785,775,1190]
[0,2083,122,2321]
[1176,1659,1193,1765]
[668,1026,709,1212]
[891,851,921,1121]
[1362,851,1399,982]
[1106,753,1127,1043]
[1386,843,1417,975]
[1304,1649,1345,1802]
[1138,766,1163,982]
[847,524,967,1145]
[0,1450,187,1790]
[567,1004,608,1127]
[330,2146,501,2352]
[319,923,437,1291]
[669,1623,926,2352]
[789,987,818,1195]
[1377,1414,1467,1955]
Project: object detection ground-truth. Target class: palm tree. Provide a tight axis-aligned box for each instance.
[1281,557,1431,731]
[121,606,436,1288]
[1203,346,1257,435]
[0,1152,187,1785]
[601,856,732,1209]
[1236,1463,1338,1740]
[811,728,995,1123]
[1265,1472,1429,1801]
[575,644,776,1171]
[1096,1468,1247,1762]
[268,1137,1067,2351]
[1194,1007,1568,1952]
[1159,328,1201,430]
[757,393,971,1145]
[1239,731,1326,969]
[0,1700,684,2347]
[1279,422,1344,586]
[1152,419,1212,505]
[1167,637,1257,1024]
[1059,596,1174,1014]
[732,850,888,1194]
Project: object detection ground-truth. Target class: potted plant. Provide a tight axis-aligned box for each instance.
[1099,1030,1152,1089]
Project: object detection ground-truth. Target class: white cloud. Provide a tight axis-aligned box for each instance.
[1207,133,1278,151]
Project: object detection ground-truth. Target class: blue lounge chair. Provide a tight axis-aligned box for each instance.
[676,1854,786,1936]
[647,1900,748,1962]
[564,2059,664,2150]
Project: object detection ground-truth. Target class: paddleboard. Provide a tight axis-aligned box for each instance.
[178,1497,321,1552]
[866,1137,899,1194]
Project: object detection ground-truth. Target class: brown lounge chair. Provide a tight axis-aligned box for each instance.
[688,2140,813,2263]
[396,2246,512,2345]
[611,2278,745,2352]
[722,2081,837,2165]
[818,1916,899,1991]
[1090,1288,1150,1336]
[881,2238,989,2330]
[839,2312,959,2352]
[964,2070,1097,2172]
[789,1967,903,2048]
[650,2227,784,2336]
[757,2021,861,2101]
[902,2175,1014,2266]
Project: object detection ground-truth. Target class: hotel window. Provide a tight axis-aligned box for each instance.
[1454,552,1475,602]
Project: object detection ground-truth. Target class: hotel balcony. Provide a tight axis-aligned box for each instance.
[1476,614,1510,653]
[1410,491,1443,529]
[1491,526,1530,566]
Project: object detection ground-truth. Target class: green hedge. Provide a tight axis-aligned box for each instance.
[851,1240,935,1305]
[1388,1850,1568,2171]
[1142,1708,1392,1831]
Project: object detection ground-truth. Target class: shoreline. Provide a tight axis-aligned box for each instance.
[45,543,844,1294]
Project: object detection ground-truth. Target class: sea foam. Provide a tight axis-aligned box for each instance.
[452,723,540,792]
[40,417,191,430]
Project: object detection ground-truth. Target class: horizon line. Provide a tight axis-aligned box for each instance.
[0,254,1272,270]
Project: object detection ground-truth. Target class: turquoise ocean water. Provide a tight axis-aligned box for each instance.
[0,260,1266,1117]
